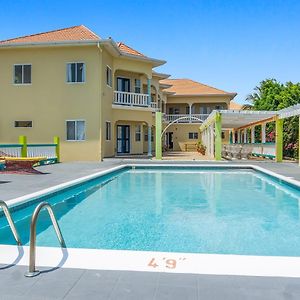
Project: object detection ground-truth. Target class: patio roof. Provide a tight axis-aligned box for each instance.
[201,110,278,131]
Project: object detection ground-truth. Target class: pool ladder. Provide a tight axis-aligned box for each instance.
[24,202,66,277]
[0,200,22,246]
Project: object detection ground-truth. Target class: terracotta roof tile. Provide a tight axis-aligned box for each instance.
[160,79,236,97]
[0,25,100,44]
[117,42,145,57]
[229,101,242,110]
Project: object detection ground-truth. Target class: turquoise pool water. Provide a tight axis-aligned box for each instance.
[1,167,300,256]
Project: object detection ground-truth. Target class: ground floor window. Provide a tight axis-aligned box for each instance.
[66,120,85,141]
[135,125,141,141]
[14,121,32,128]
[188,132,198,139]
[106,121,111,140]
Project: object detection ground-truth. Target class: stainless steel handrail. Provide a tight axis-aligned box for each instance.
[0,200,22,246]
[24,201,66,277]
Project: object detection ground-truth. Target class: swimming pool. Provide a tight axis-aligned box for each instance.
[1,166,300,257]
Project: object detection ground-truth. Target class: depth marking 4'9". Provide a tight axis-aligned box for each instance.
[147,257,186,269]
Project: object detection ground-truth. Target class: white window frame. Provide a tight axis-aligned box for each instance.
[188,132,198,140]
[134,79,141,93]
[105,121,111,141]
[135,124,141,142]
[14,120,33,128]
[106,66,112,88]
[66,119,86,141]
[13,64,32,85]
[66,62,86,84]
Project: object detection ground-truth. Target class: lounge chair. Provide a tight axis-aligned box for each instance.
[0,156,46,173]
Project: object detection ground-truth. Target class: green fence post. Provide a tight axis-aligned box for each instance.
[215,112,222,161]
[275,117,283,162]
[19,135,27,157]
[155,112,162,160]
[54,136,60,163]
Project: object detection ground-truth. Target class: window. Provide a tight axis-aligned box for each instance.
[67,63,85,83]
[135,125,141,141]
[117,77,130,92]
[134,79,141,93]
[106,66,112,87]
[106,121,111,141]
[66,120,85,141]
[222,131,225,139]
[14,65,31,84]
[14,121,32,128]
[188,132,198,139]
[215,105,223,110]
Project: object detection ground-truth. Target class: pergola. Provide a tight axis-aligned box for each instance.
[154,104,300,163]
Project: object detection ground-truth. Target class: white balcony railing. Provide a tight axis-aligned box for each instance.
[113,91,149,107]
[164,114,209,123]
[150,102,159,111]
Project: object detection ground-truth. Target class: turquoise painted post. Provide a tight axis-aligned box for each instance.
[155,112,162,160]
[54,136,60,163]
[147,78,151,106]
[147,126,152,157]
[19,135,27,157]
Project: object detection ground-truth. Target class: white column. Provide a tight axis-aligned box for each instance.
[262,123,266,143]
[232,130,236,143]
[189,103,192,123]
[211,124,215,158]
[251,126,255,143]
[147,126,152,156]
[237,130,241,143]
[244,129,247,143]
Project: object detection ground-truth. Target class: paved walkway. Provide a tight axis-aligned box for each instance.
[1,264,300,300]
[1,159,300,299]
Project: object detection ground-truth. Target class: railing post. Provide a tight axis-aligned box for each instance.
[19,135,27,157]
[54,136,60,163]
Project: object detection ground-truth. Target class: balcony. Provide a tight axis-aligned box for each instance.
[164,114,209,123]
[113,91,150,107]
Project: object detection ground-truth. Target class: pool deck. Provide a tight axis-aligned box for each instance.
[1,159,300,299]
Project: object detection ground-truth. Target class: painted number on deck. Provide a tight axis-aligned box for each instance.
[147,257,186,269]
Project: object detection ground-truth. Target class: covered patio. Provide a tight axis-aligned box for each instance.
[155,104,300,163]
[198,105,300,163]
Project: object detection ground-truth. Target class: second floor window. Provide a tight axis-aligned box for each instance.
[106,66,112,87]
[67,63,85,83]
[14,64,31,84]
[134,79,141,93]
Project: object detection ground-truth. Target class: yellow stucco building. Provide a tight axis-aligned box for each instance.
[0,25,238,161]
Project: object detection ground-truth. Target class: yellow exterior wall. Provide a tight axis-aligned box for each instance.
[0,45,102,161]
[166,124,200,151]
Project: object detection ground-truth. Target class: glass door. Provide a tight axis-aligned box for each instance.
[117,77,130,92]
[117,125,130,154]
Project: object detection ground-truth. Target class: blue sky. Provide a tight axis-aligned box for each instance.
[1,0,299,103]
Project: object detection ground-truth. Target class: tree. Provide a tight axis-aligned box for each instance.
[246,79,300,159]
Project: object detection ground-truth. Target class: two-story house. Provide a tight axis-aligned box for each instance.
[0,25,238,161]
[0,25,166,161]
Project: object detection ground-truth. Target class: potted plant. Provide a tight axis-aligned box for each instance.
[197,141,206,155]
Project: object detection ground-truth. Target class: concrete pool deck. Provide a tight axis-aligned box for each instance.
[1,159,300,299]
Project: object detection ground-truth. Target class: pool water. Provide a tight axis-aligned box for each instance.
[1,167,300,256]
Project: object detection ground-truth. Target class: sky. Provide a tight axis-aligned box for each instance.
[1,0,299,104]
